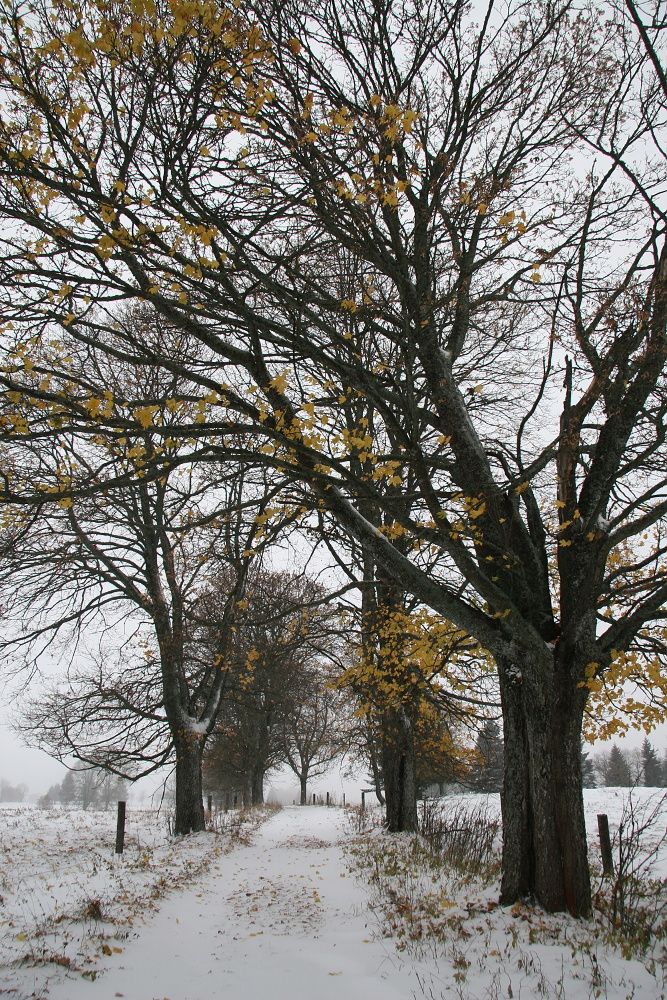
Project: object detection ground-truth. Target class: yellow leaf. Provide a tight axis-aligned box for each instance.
[96,235,115,260]
[287,37,301,55]
[402,109,419,132]
[269,372,287,394]
[133,404,160,429]
[41,38,63,53]
[99,203,116,223]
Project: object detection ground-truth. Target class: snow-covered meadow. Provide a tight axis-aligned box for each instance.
[0,802,264,998]
[351,789,667,1000]
[0,790,665,1000]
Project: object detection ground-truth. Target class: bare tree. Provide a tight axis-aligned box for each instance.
[281,665,344,805]
[2,312,291,833]
[204,570,340,804]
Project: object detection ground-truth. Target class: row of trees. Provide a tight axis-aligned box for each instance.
[39,766,127,810]
[583,739,667,789]
[202,574,347,805]
[0,0,665,916]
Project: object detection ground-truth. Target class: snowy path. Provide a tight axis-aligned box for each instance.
[47,807,419,1000]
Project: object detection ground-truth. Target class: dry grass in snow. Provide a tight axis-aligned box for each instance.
[347,789,667,1000]
[0,802,270,999]
[0,791,665,1000]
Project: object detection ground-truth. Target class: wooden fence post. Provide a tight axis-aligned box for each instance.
[597,814,614,877]
[342,792,346,807]
[312,792,316,805]
[326,791,330,806]
[207,794,213,815]
[115,800,126,855]
[361,790,365,813]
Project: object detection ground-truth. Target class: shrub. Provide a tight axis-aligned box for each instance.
[418,797,501,881]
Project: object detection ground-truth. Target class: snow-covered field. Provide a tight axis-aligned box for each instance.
[0,803,265,999]
[353,789,666,1000]
[0,791,665,1000]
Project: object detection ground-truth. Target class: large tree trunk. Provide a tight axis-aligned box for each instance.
[499,655,591,916]
[299,771,308,805]
[551,658,591,916]
[174,734,205,835]
[382,705,417,833]
[251,765,264,805]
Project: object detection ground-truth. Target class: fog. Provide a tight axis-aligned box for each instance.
[2,697,666,803]
[0,708,66,795]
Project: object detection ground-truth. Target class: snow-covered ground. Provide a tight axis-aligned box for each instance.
[0,790,665,1000]
[353,789,666,1000]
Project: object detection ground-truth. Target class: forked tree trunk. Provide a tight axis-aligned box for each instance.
[382,705,418,833]
[369,740,386,806]
[174,735,205,835]
[499,655,591,916]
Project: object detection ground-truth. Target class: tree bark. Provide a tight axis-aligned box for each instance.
[499,677,533,901]
[551,664,591,916]
[251,765,264,805]
[498,654,591,916]
[299,770,308,806]
[382,705,418,833]
[174,734,205,835]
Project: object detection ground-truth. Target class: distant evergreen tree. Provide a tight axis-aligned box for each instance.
[641,738,662,786]
[603,744,632,787]
[469,720,504,792]
[59,770,77,804]
[580,745,596,788]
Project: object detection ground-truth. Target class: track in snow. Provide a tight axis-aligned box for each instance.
[45,806,419,1000]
